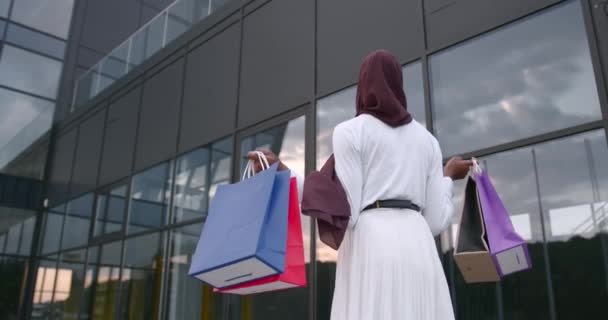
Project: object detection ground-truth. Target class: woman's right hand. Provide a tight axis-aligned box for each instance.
[443,157,473,180]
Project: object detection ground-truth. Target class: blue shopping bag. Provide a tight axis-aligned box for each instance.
[189,162,291,289]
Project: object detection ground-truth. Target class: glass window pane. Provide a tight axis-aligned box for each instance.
[173,138,233,224]
[166,0,196,44]
[0,19,6,34]
[0,45,63,98]
[53,250,86,319]
[6,23,66,59]
[127,162,172,234]
[430,1,602,156]
[41,205,65,255]
[210,0,228,12]
[80,247,97,320]
[61,194,94,250]
[90,242,122,320]
[166,223,223,319]
[0,234,5,254]
[535,131,608,318]
[316,62,426,168]
[94,184,127,237]
[129,13,166,68]
[120,233,163,320]
[0,0,9,18]
[236,116,309,320]
[402,61,426,128]
[31,256,59,320]
[18,216,36,256]
[4,223,21,254]
[0,88,55,170]
[10,0,75,39]
[72,68,97,108]
[97,40,130,94]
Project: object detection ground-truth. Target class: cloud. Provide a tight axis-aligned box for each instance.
[430,1,601,156]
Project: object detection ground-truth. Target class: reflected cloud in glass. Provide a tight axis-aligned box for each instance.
[0,88,54,170]
[10,0,74,39]
[0,45,63,98]
[430,1,602,156]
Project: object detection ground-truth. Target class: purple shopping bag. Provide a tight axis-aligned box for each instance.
[475,168,532,277]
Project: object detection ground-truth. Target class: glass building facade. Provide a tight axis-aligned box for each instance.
[0,0,607,319]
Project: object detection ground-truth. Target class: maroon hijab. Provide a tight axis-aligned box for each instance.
[302,50,412,250]
[356,50,412,127]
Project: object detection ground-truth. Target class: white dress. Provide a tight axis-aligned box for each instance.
[329,114,455,320]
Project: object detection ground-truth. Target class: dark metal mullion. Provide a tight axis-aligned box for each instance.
[1,40,65,63]
[113,75,146,320]
[421,56,433,134]
[88,105,110,245]
[15,221,25,258]
[226,0,244,309]
[0,84,57,102]
[0,0,14,57]
[75,247,90,320]
[309,0,318,317]
[531,149,557,320]
[155,156,177,320]
[46,121,82,320]
[306,106,317,320]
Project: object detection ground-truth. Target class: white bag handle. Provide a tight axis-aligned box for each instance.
[242,151,271,180]
[471,157,483,176]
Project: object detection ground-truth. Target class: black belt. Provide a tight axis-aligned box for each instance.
[362,200,421,212]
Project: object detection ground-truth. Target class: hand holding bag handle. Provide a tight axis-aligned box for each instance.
[243,151,271,180]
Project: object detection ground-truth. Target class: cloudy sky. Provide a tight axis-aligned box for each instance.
[430,0,601,156]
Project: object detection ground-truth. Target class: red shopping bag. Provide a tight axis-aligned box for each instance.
[214,177,307,295]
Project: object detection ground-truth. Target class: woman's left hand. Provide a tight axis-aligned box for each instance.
[247,150,289,173]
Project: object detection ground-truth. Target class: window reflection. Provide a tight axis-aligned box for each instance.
[31,256,59,320]
[0,45,63,98]
[10,0,75,39]
[130,14,166,67]
[41,205,65,255]
[94,184,128,237]
[0,1,9,18]
[534,131,608,318]
[89,242,122,320]
[442,130,608,318]
[430,0,602,156]
[127,162,172,234]
[166,223,222,319]
[0,88,54,170]
[52,250,86,319]
[18,217,36,256]
[235,116,309,320]
[61,194,94,250]
[173,138,232,224]
[119,233,164,320]
[6,23,67,59]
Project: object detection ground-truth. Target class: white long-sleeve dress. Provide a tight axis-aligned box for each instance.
[329,114,455,320]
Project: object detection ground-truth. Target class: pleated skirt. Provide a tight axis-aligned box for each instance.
[330,209,455,320]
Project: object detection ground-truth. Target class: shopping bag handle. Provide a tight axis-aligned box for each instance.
[242,151,271,180]
[470,157,483,177]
